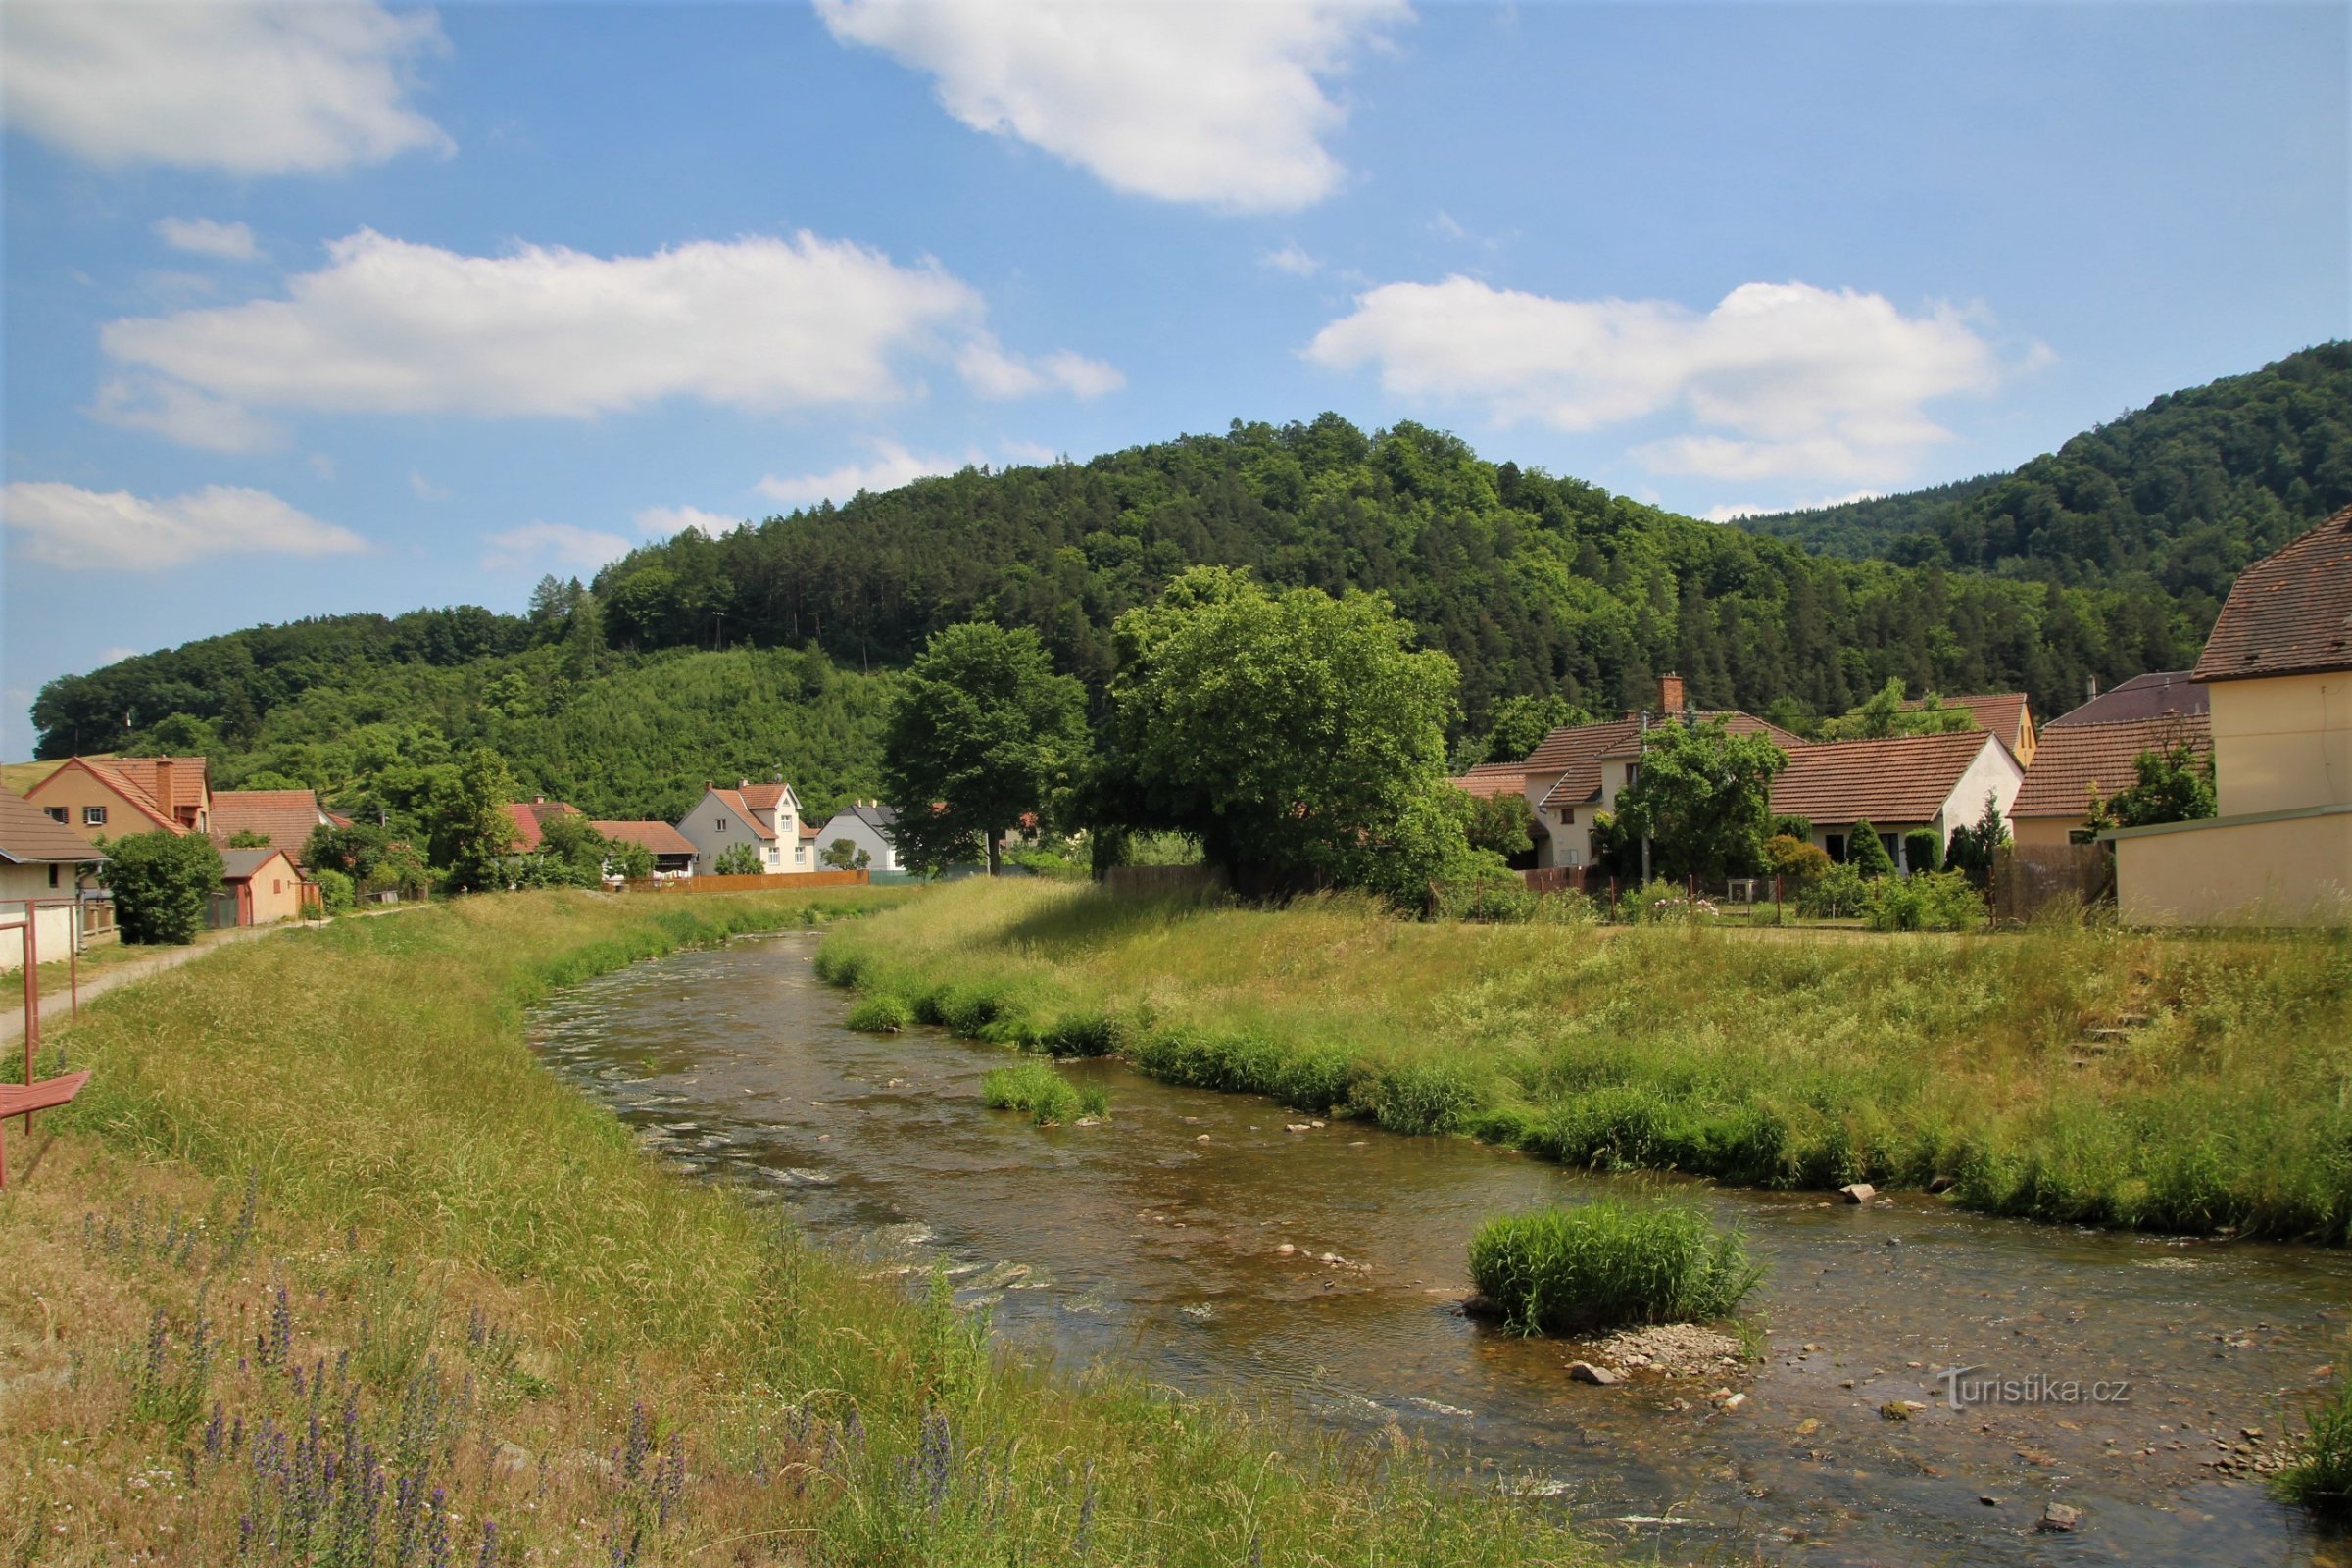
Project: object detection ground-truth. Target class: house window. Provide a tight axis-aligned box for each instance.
[795,846,807,865]
[1825,833,1846,862]
[83,806,107,826]
[273,878,283,894]
[767,846,779,864]
[43,807,66,824]
[714,817,726,830]
[49,865,61,888]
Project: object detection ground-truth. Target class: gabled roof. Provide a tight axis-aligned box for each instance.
[824,802,900,831]
[220,847,299,881]
[1526,712,1804,810]
[704,787,776,839]
[26,756,183,833]
[1901,692,2031,745]
[2192,505,2352,683]
[110,757,209,818]
[0,788,103,864]
[593,820,699,857]
[1769,730,2001,825]
[1449,762,1529,801]
[738,782,798,813]
[2048,670,2208,727]
[504,799,582,851]
[2012,714,2211,820]
[210,790,331,856]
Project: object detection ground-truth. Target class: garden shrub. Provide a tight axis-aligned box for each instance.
[1761,833,1832,890]
[1863,870,1986,931]
[1847,821,1897,878]
[312,866,356,915]
[1797,863,1870,918]
[1467,1197,1762,1335]
[1901,828,1943,876]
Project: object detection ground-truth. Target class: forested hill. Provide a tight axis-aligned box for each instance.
[33,351,2331,817]
[1734,343,2352,631]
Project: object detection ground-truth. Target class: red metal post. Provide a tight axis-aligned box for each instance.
[20,914,36,1134]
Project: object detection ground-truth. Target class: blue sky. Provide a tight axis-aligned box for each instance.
[4,0,2346,758]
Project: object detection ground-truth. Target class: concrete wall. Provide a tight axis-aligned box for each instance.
[2011,815,2079,850]
[0,870,80,971]
[2113,808,2352,927]
[2208,673,2352,817]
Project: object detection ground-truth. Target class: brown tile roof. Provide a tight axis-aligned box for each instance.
[1525,712,1805,809]
[593,820,699,857]
[2048,670,2208,727]
[27,757,183,833]
[1449,762,1529,800]
[2012,713,2211,819]
[707,788,776,839]
[799,819,823,841]
[110,757,210,820]
[504,799,582,851]
[0,787,104,863]
[2192,505,2352,682]
[738,783,794,811]
[210,790,331,857]
[1902,692,2030,745]
[1769,730,1999,825]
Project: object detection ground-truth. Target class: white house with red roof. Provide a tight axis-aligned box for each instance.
[673,779,806,873]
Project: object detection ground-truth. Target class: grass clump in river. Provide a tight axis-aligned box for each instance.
[814,880,2352,1243]
[2278,1362,2352,1518]
[1468,1198,1761,1335]
[3,887,1585,1567]
[844,992,913,1031]
[983,1057,1108,1125]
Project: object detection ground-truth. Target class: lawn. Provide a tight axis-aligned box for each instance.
[817,880,2352,1243]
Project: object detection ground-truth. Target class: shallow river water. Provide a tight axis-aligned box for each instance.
[527,933,2351,1567]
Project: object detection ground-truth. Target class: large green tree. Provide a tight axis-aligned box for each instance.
[882,623,1091,876]
[104,831,224,945]
[428,748,522,892]
[1101,567,1476,899]
[1608,718,1791,881]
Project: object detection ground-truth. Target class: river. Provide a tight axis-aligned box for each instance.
[527,931,2351,1567]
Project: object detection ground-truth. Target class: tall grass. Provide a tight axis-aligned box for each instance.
[981,1058,1108,1125]
[6,887,1591,1567]
[2278,1361,2352,1518]
[815,880,2352,1243]
[1468,1199,1761,1335]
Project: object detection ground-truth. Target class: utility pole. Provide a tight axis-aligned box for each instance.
[1639,708,1652,886]
[710,610,727,651]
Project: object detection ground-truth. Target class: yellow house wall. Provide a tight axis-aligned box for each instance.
[24,771,170,838]
[2011,815,2079,849]
[236,859,311,924]
[2114,811,2352,927]
[2208,673,2352,817]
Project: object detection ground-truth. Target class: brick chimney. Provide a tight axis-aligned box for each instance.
[154,758,173,813]
[1658,673,1687,714]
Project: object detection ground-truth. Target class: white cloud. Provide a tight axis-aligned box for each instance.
[756,440,969,508]
[634,505,738,538]
[815,0,1407,212]
[479,521,633,573]
[153,218,260,261]
[88,375,286,452]
[1,1,451,175]
[1,481,368,570]
[1307,277,2013,487]
[100,229,1112,436]
[999,440,1059,466]
[1262,243,1322,277]
[409,470,451,502]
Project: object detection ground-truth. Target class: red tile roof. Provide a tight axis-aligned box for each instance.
[110,757,209,821]
[26,757,183,833]
[2011,713,2211,820]
[1769,730,2000,825]
[1525,712,1804,809]
[210,790,331,858]
[738,783,794,811]
[1449,762,1529,800]
[0,788,104,863]
[1901,692,2031,746]
[707,788,775,839]
[504,799,582,851]
[2048,670,2208,727]
[593,820,699,857]
[2192,505,2352,682]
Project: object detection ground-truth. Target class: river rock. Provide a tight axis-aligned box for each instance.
[1568,1361,1622,1386]
[2035,1503,2082,1533]
[1880,1399,1925,1421]
[1839,1183,1877,1203]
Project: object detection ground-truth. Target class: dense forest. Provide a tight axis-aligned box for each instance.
[1738,343,2352,634]
[30,347,2340,820]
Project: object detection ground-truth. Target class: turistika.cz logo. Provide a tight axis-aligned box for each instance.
[1935,1365,2132,1410]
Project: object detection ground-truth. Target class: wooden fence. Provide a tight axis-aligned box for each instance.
[1989,843,2113,923]
[622,869,870,895]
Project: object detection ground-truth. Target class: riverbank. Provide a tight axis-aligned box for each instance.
[0,887,1590,1567]
[814,882,2352,1243]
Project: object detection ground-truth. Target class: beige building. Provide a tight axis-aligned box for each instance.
[2109,507,2352,925]
[1770,729,2024,868]
[215,848,315,926]
[25,755,210,839]
[674,781,805,873]
[0,788,102,971]
[2010,712,2212,849]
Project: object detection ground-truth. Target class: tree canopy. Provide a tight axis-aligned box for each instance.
[1607,718,1791,880]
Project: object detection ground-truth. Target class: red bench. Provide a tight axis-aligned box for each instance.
[0,1070,89,1188]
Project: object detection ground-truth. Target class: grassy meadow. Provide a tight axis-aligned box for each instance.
[816,881,2352,1243]
[1,887,1592,1567]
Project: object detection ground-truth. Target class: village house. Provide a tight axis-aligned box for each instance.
[1499,676,1806,870]
[1903,692,2038,765]
[2107,507,2352,925]
[214,848,316,927]
[673,781,804,873]
[209,788,344,863]
[593,820,699,881]
[1771,729,2024,869]
[505,797,584,850]
[0,787,102,971]
[811,801,903,872]
[2048,669,2207,728]
[25,755,210,838]
[2009,712,2212,849]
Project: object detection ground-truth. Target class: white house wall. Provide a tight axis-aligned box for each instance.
[1940,735,2026,842]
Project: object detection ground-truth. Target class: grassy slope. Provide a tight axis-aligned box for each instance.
[2,888,1588,1567]
[817,883,2352,1243]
